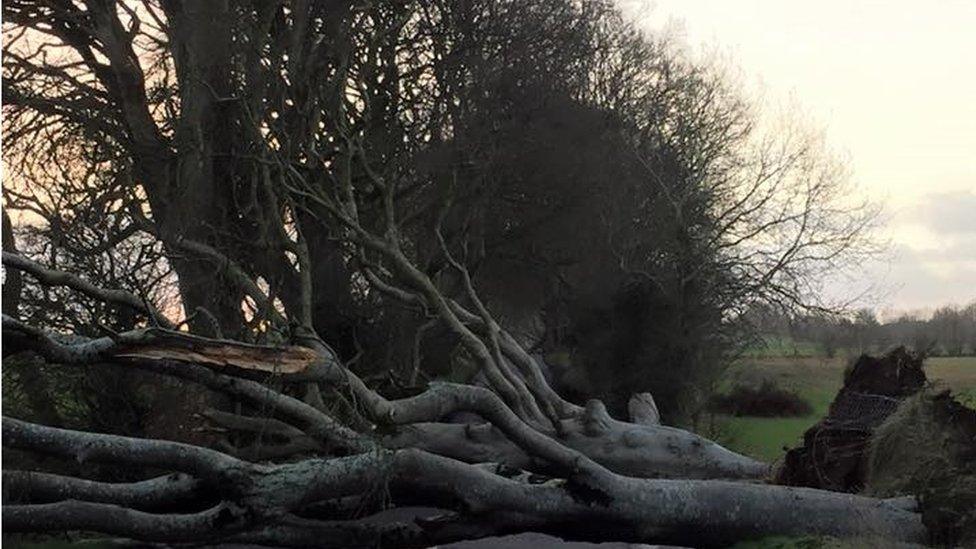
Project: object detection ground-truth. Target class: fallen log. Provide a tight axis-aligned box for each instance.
[0,301,929,546]
[2,418,926,548]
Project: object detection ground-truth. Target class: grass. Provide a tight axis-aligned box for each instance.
[741,336,826,359]
[928,356,976,409]
[710,355,976,462]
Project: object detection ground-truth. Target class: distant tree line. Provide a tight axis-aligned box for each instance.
[746,302,976,357]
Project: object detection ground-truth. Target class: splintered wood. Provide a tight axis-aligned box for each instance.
[112,330,319,374]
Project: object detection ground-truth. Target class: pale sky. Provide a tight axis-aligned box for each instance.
[621,0,976,316]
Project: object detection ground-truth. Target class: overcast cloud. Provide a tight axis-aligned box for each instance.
[624,0,976,315]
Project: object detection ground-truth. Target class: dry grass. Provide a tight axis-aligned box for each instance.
[866,390,976,546]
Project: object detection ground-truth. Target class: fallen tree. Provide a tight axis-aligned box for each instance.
[1,0,900,545]
[1,304,764,481]
[2,417,925,548]
[1,265,926,546]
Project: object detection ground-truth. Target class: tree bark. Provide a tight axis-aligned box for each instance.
[3,418,925,548]
[0,259,928,547]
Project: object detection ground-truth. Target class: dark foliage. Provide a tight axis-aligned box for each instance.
[561,278,731,422]
[709,380,813,418]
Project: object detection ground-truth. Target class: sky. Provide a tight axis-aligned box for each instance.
[620,0,976,317]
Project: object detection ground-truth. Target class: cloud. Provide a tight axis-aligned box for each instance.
[910,190,976,235]
[912,240,976,262]
[862,242,976,312]
[826,190,976,312]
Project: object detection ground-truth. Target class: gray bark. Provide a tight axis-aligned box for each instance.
[629,392,661,426]
[0,286,926,547]
[2,418,925,548]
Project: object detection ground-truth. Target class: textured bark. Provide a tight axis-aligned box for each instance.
[112,330,320,375]
[3,471,202,510]
[1,213,23,316]
[2,314,764,478]
[628,392,661,425]
[386,414,766,480]
[2,418,926,548]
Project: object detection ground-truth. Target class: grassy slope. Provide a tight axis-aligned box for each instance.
[712,355,976,462]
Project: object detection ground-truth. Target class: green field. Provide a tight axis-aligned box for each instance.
[711,355,976,462]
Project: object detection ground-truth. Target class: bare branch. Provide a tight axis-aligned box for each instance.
[3,470,202,509]
[2,252,174,329]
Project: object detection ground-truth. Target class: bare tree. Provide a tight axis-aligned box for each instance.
[2,0,919,546]
[504,31,883,419]
[931,306,966,356]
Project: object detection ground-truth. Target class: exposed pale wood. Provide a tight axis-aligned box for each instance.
[113,331,320,375]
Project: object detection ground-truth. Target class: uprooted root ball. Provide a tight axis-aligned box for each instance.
[866,388,976,546]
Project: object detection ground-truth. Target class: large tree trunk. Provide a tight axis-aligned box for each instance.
[1,312,929,547]
[3,418,925,548]
[386,411,767,480]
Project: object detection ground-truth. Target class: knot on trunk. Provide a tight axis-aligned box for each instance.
[628,392,660,426]
[464,422,494,443]
[582,399,612,437]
